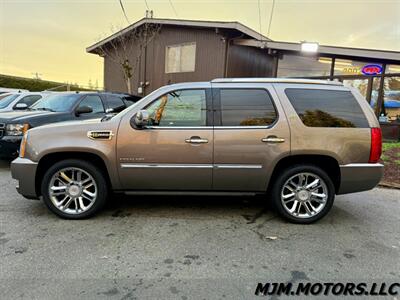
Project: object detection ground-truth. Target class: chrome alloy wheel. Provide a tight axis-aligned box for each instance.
[48,167,98,215]
[281,172,328,219]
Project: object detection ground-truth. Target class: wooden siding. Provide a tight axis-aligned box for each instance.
[103,25,275,95]
[226,44,274,77]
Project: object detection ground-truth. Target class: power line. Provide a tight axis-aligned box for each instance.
[168,0,179,18]
[257,0,262,41]
[267,0,276,37]
[144,0,150,10]
[118,0,130,24]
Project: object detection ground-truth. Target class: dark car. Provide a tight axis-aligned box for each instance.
[0,92,141,158]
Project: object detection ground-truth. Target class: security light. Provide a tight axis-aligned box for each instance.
[301,42,319,53]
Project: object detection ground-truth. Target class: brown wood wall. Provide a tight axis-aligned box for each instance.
[103,25,274,95]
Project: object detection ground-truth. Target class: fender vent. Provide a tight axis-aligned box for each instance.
[87,130,114,140]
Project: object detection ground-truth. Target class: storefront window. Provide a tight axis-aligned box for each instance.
[334,59,383,76]
[386,64,400,74]
[277,55,331,77]
[383,76,400,123]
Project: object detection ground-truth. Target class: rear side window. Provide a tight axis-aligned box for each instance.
[219,89,277,126]
[106,95,126,111]
[285,89,369,128]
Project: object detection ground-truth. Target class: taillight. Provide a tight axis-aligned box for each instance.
[369,127,382,163]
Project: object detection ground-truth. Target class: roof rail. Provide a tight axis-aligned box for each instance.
[211,78,343,85]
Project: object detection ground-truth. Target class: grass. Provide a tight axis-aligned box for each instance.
[382,142,400,152]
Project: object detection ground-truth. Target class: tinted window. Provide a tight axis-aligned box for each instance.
[0,94,19,109]
[32,94,81,112]
[18,95,42,107]
[219,89,277,126]
[146,89,206,127]
[123,96,140,107]
[78,95,104,114]
[106,95,126,111]
[285,89,369,128]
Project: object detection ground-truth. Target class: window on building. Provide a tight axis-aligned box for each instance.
[165,42,196,73]
[383,76,400,123]
[78,95,104,114]
[277,55,332,77]
[219,89,277,126]
[334,59,383,76]
[146,89,206,126]
[285,89,369,128]
[386,64,400,74]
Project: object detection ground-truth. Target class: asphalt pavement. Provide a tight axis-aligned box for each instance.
[0,159,399,299]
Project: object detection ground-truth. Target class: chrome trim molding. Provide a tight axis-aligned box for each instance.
[214,164,262,169]
[145,126,211,130]
[121,163,213,169]
[340,163,384,168]
[87,130,114,140]
[0,123,5,129]
[120,163,263,169]
[124,191,257,196]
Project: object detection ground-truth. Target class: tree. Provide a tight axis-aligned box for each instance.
[97,22,161,94]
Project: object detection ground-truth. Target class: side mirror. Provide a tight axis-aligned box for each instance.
[15,103,28,110]
[75,106,93,116]
[105,108,114,114]
[133,110,150,128]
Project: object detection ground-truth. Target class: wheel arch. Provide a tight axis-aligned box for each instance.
[35,151,113,197]
[268,154,341,194]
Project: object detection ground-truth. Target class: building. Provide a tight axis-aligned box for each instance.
[87,18,400,139]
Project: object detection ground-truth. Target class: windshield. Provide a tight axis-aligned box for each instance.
[0,94,19,109]
[31,94,81,112]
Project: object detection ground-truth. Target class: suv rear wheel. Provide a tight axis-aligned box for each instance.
[41,159,108,219]
[271,165,335,224]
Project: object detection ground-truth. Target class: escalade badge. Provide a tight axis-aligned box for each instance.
[87,130,114,140]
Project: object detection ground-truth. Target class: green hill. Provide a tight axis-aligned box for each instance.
[0,74,94,92]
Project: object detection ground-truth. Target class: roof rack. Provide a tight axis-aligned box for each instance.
[211,78,343,85]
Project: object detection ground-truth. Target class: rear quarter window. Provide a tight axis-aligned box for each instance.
[285,88,369,128]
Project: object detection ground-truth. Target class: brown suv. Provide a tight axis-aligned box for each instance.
[11,79,383,223]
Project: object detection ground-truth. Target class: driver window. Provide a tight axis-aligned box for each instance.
[146,89,206,127]
[78,95,104,114]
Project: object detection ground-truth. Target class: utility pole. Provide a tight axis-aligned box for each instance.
[31,72,42,80]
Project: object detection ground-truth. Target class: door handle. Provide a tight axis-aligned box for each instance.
[262,136,285,143]
[185,137,209,144]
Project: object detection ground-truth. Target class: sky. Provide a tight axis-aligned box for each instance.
[0,0,399,88]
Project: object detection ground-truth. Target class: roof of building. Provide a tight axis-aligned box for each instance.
[87,18,270,54]
[234,40,400,63]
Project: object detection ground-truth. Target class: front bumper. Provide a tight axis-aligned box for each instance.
[11,157,39,199]
[338,163,384,194]
[0,136,22,159]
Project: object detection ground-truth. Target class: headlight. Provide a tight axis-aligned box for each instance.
[5,123,30,136]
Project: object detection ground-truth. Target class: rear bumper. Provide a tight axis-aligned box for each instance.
[11,157,39,199]
[338,163,384,194]
[0,137,21,159]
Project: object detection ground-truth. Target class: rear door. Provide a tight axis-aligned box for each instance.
[211,82,290,191]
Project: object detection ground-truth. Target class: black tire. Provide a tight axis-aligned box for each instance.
[270,164,335,224]
[41,159,108,219]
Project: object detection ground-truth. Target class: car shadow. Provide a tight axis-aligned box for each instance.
[0,159,11,170]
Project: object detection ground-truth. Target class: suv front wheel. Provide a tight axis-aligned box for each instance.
[41,159,108,219]
[271,165,335,224]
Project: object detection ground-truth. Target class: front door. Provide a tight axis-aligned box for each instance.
[117,86,213,190]
[211,83,290,191]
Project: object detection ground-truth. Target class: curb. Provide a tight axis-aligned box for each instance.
[378,181,400,190]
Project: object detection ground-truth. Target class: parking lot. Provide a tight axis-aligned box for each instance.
[0,159,399,299]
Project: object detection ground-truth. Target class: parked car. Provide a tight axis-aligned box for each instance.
[0,88,29,94]
[0,92,48,112]
[11,79,383,223]
[0,92,140,158]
